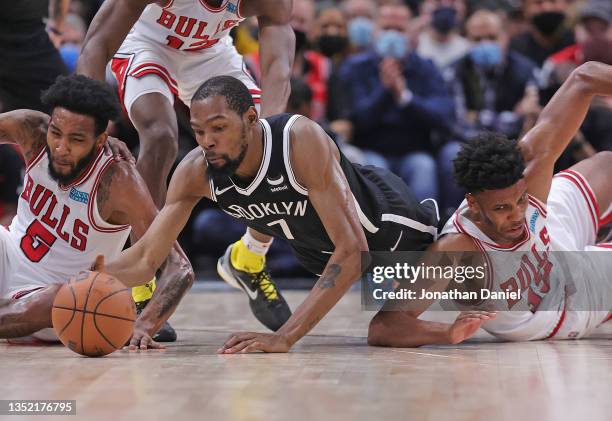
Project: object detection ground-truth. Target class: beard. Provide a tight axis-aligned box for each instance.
[46,145,98,185]
[205,123,248,178]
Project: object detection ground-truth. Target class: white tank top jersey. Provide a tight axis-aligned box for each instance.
[7,147,131,290]
[440,195,566,340]
[130,0,245,52]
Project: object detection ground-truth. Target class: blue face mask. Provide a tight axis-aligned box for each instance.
[470,41,502,69]
[348,17,374,49]
[59,43,80,73]
[375,30,408,59]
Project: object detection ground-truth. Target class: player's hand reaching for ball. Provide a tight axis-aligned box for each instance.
[218,332,292,354]
[127,326,165,351]
[448,311,496,344]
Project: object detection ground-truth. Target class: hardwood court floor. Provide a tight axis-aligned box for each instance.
[1,287,610,421]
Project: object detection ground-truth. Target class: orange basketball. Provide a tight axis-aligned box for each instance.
[51,271,136,357]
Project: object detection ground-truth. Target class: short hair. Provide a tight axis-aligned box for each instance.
[453,132,525,193]
[41,74,120,136]
[192,75,254,115]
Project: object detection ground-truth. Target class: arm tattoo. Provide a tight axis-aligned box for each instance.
[96,163,119,216]
[155,271,192,318]
[318,264,342,289]
[138,261,192,327]
[19,115,48,163]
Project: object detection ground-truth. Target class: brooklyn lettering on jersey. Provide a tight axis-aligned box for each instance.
[156,9,240,50]
[222,200,308,221]
[499,227,552,310]
[19,174,89,257]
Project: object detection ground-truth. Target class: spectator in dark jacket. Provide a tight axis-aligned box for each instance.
[340,3,456,206]
[509,0,574,67]
[447,9,540,141]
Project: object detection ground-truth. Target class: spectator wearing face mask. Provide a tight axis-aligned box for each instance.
[417,0,471,70]
[58,13,87,73]
[542,0,612,78]
[538,0,612,169]
[312,6,355,143]
[339,3,456,208]
[509,0,575,67]
[448,10,540,141]
[343,0,376,54]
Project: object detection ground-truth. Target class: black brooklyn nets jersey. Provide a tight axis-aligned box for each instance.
[208,114,438,274]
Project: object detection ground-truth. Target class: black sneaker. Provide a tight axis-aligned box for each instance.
[134,300,177,342]
[217,245,292,331]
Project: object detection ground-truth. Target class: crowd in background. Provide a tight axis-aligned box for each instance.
[1,0,612,278]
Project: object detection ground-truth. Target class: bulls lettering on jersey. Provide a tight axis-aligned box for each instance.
[133,0,245,51]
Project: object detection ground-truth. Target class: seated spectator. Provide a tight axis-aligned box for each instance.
[58,13,88,73]
[417,0,471,70]
[339,3,458,209]
[537,0,612,170]
[509,0,575,67]
[343,0,377,54]
[312,6,356,142]
[447,9,540,140]
[540,0,612,101]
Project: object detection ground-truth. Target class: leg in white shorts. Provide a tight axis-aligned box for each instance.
[111,34,261,118]
[545,167,612,338]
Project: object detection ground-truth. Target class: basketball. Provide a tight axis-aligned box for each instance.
[51,271,136,357]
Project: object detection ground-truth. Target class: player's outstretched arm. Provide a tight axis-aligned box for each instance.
[102,152,204,287]
[0,110,49,163]
[218,117,368,354]
[244,0,294,116]
[367,234,495,348]
[77,0,153,80]
[519,62,612,202]
[96,159,195,346]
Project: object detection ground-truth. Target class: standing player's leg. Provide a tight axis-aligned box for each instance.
[130,92,179,209]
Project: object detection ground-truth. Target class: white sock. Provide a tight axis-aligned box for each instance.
[242,230,273,256]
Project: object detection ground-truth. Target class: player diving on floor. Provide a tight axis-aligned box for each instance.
[96,74,441,353]
[367,61,612,347]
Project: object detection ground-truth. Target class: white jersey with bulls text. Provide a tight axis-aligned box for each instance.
[0,147,131,298]
[440,171,612,340]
